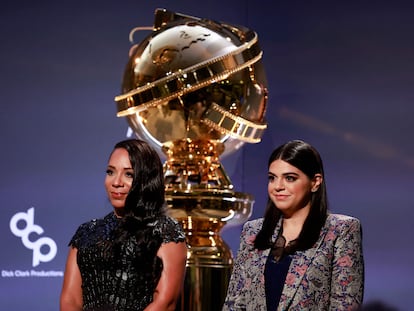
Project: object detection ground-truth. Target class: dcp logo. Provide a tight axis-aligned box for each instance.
[9,207,57,267]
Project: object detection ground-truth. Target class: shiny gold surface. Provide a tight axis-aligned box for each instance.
[115,35,262,116]
[163,139,253,310]
[114,8,268,157]
[114,8,268,310]
[202,103,267,143]
[179,265,232,311]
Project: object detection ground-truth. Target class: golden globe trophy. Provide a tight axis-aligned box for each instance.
[114,8,268,311]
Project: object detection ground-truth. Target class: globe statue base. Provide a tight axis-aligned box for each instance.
[163,139,253,310]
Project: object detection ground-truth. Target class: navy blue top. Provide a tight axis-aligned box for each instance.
[264,253,293,311]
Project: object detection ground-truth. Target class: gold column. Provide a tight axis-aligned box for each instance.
[162,139,253,310]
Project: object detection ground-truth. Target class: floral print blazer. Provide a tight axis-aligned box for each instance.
[222,213,364,311]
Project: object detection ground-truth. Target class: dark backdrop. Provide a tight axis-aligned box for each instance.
[1,1,413,310]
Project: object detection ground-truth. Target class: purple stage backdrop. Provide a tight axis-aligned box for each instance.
[1,1,413,310]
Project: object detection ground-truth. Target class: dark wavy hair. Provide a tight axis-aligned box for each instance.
[114,138,165,221]
[105,139,166,276]
[254,140,328,251]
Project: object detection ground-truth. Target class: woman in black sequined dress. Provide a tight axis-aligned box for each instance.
[60,139,187,311]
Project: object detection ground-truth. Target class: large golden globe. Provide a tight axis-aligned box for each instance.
[115,8,268,159]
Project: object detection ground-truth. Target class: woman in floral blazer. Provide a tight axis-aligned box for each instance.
[223,140,364,311]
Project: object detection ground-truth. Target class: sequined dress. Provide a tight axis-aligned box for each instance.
[69,212,186,311]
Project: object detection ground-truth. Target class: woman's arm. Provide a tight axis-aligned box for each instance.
[144,241,187,311]
[60,247,83,311]
[330,217,364,310]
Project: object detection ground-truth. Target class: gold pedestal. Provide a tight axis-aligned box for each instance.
[181,265,232,311]
[163,139,253,310]
[175,216,232,311]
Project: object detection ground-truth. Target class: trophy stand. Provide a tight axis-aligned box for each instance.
[162,139,253,310]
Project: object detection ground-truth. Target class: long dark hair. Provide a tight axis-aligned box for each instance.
[254,140,328,251]
[106,139,165,268]
[115,138,165,221]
